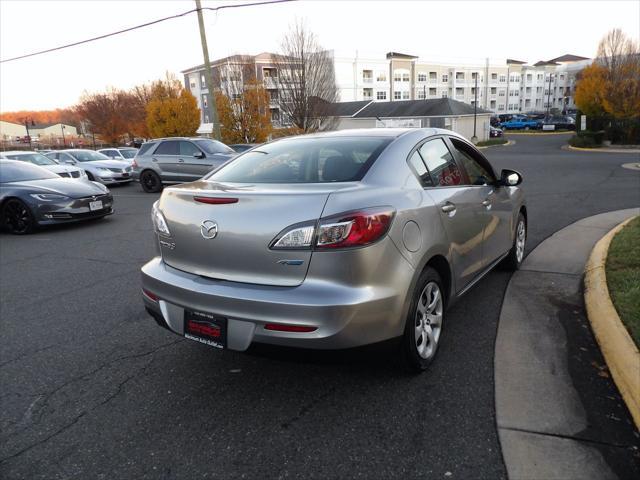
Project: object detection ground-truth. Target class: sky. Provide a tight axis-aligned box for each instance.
[1,0,639,112]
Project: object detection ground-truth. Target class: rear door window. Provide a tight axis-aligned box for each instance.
[407,150,432,187]
[418,138,463,187]
[154,141,179,155]
[138,143,155,156]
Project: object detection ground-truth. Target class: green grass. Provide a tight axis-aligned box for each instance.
[606,216,640,347]
[477,138,508,147]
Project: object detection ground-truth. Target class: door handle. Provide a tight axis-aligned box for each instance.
[178,159,185,163]
[482,199,491,207]
[441,202,457,214]
[151,158,157,162]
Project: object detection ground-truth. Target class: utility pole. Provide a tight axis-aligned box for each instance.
[546,72,552,118]
[61,124,66,147]
[472,73,478,143]
[23,118,32,149]
[195,0,221,140]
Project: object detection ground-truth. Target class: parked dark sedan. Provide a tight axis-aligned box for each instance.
[490,126,504,138]
[0,160,113,234]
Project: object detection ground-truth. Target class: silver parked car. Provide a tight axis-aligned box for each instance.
[141,128,526,371]
[45,149,133,185]
[0,151,87,180]
[132,137,236,193]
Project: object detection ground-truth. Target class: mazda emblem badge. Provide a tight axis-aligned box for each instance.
[200,220,218,240]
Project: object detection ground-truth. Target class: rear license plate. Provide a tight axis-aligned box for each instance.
[89,200,103,211]
[184,310,227,349]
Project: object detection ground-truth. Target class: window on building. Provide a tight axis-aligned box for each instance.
[429,72,437,80]
[442,74,449,82]
[526,74,532,81]
[441,91,448,98]
[560,74,565,80]
[455,72,464,81]
[417,89,426,100]
[376,72,387,82]
[490,100,496,108]
[498,104,505,110]
[394,71,402,82]
[499,90,506,97]
[499,75,506,83]
[537,74,543,81]
[402,73,410,82]
[402,91,410,99]
[418,73,427,82]
[471,87,477,95]
[491,73,498,80]
[490,87,497,94]
[455,87,464,96]
[362,70,373,83]
[363,88,373,99]
[429,87,437,96]
[376,91,387,100]
[394,91,402,100]
[190,80,197,89]
[201,74,206,88]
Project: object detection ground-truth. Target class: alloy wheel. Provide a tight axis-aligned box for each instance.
[516,220,526,263]
[3,200,33,234]
[414,281,444,360]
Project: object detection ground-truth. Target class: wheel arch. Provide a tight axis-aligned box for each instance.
[424,254,453,307]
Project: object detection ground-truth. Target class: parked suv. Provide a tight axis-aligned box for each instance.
[133,138,236,192]
[141,128,527,372]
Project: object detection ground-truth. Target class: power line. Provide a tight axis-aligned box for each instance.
[0,0,296,64]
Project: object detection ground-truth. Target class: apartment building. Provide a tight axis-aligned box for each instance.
[335,52,591,115]
[182,52,285,128]
[182,52,591,129]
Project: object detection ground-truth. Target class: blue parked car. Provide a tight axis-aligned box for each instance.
[500,117,542,130]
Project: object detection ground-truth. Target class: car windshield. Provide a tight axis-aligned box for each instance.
[194,139,235,155]
[0,161,60,183]
[5,153,57,166]
[208,137,392,183]
[119,149,138,159]
[68,150,110,162]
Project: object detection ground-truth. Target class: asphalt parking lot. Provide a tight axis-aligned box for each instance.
[1,133,639,479]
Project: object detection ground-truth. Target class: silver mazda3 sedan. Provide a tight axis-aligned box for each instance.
[141,128,526,371]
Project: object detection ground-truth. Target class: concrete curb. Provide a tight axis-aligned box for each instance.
[565,145,640,154]
[505,131,573,136]
[477,140,515,150]
[584,216,640,429]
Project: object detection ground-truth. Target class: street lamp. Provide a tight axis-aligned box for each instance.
[61,124,66,147]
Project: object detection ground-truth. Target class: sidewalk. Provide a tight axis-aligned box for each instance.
[494,208,640,480]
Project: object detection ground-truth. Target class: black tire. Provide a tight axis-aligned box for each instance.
[85,171,95,181]
[140,170,162,193]
[501,212,526,271]
[2,199,36,235]
[400,267,445,373]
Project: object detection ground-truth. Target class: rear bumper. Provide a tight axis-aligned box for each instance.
[141,255,413,351]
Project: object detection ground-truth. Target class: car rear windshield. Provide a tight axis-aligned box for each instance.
[5,153,56,166]
[208,137,392,183]
[137,143,156,156]
[194,139,235,155]
[68,150,110,162]
[0,162,60,183]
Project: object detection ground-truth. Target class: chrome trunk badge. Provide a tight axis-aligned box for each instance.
[200,220,218,239]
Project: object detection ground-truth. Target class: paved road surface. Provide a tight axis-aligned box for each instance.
[1,133,638,478]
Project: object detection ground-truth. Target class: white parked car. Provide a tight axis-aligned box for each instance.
[0,151,87,180]
[45,149,133,185]
[97,147,138,166]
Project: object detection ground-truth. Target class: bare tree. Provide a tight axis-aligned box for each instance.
[274,21,339,132]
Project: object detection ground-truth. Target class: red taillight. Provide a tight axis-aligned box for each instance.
[194,196,238,205]
[264,323,317,333]
[142,289,159,302]
[315,207,395,249]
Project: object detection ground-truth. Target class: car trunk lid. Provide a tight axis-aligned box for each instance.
[157,180,351,286]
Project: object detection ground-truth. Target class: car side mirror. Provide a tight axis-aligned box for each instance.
[500,169,522,186]
[193,151,205,159]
